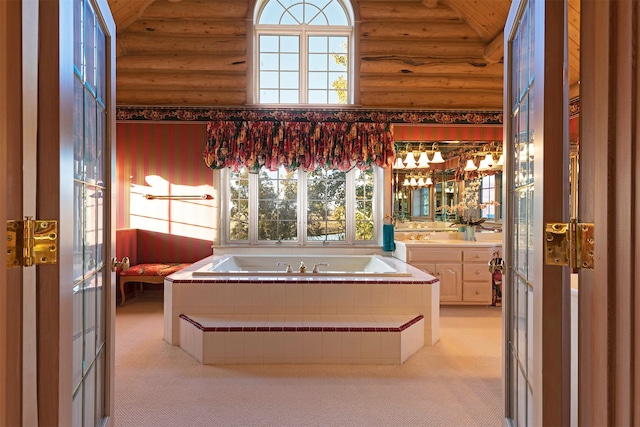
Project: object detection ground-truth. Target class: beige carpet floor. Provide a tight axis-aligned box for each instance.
[115,297,503,427]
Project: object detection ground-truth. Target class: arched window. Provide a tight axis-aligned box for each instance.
[254,0,354,104]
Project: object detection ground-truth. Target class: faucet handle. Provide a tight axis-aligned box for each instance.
[312,262,329,273]
[276,262,292,273]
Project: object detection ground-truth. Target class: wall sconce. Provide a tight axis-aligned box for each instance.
[464,159,477,171]
[403,178,411,186]
[393,157,405,169]
[409,177,418,186]
[483,153,495,165]
[497,154,504,166]
[430,143,445,163]
[404,151,417,168]
[425,176,433,186]
[477,158,492,171]
[417,152,430,168]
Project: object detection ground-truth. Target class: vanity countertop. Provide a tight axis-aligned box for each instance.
[393,239,502,262]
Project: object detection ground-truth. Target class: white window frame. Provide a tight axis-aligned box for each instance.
[253,0,354,105]
[220,167,381,246]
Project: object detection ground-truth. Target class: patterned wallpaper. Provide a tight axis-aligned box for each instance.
[116,122,217,242]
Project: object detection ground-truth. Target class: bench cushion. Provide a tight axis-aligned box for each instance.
[120,263,190,277]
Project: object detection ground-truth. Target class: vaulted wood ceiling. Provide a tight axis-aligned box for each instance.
[107,0,580,110]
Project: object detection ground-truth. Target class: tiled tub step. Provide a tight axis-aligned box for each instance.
[179,313,425,365]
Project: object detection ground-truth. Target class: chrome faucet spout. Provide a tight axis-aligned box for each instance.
[312,262,329,273]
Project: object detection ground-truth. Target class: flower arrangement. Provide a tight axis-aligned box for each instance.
[437,179,500,226]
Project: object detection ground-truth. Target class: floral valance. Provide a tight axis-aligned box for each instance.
[203,120,395,173]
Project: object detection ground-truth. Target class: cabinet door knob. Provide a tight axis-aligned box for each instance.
[475,290,480,295]
[475,255,480,258]
[476,270,480,274]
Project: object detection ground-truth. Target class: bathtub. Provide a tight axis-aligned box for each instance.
[192,254,411,277]
[163,254,440,349]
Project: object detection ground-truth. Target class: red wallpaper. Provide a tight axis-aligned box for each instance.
[116,122,216,245]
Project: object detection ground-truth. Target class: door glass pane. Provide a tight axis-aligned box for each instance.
[73,182,84,282]
[95,350,105,422]
[96,270,105,350]
[84,96,97,184]
[84,0,96,91]
[95,24,106,102]
[72,284,83,388]
[517,277,528,371]
[84,184,97,276]
[84,277,96,367]
[83,364,96,426]
[72,385,83,427]
[73,0,83,74]
[507,0,535,424]
[73,0,108,424]
[74,79,84,180]
[518,367,527,426]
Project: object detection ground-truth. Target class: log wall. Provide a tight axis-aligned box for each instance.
[112,0,579,110]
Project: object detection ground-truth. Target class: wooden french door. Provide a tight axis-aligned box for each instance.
[579,1,640,425]
[2,0,116,425]
[503,1,571,425]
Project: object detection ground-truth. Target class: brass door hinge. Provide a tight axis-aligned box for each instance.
[545,219,594,269]
[6,218,58,268]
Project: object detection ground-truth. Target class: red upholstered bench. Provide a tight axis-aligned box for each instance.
[116,228,212,306]
[119,262,190,305]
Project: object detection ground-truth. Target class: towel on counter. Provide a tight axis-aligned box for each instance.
[382,223,396,252]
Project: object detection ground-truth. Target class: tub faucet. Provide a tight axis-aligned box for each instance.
[298,262,307,273]
[312,262,329,273]
[276,262,292,273]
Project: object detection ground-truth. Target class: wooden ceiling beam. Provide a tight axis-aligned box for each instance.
[108,0,156,33]
[483,30,504,64]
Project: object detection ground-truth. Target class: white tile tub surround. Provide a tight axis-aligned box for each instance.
[179,313,425,365]
[164,255,440,351]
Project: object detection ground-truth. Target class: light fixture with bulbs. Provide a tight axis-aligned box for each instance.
[417,152,430,168]
[393,157,405,169]
[464,159,477,171]
[430,143,445,163]
[477,158,492,171]
[404,152,417,168]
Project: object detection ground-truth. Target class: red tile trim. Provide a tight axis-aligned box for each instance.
[169,278,438,285]
[179,314,424,333]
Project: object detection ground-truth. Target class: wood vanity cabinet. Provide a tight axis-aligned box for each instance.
[403,244,499,305]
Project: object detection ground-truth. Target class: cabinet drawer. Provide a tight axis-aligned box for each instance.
[463,264,492,281]
[463,248,493,262]
[463,282,492,302]
[408,249,462,263]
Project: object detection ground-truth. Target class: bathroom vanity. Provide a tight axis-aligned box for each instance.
[394,236,502,305]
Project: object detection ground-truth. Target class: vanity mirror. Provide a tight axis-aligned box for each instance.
[392,141,503,227]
